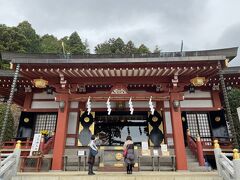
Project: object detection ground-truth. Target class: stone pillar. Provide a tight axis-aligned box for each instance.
[170,92,188,170]
[51,95,69,170]
[233,149,240,180]
[213,140,222,176]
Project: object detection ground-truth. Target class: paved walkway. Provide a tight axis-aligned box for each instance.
[12,171,222,180]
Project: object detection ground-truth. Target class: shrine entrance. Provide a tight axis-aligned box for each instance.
[94,111,149,146]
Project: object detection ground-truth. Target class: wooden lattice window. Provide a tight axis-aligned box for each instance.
[34,113,57,134]
[186,113,198,137]
[186,112,211,139]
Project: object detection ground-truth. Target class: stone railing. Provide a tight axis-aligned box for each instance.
[0,140,21,180]
[214,140,240,180]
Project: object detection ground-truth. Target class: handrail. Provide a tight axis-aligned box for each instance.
[214,140,240,180]
[0,141,21,180]
[186,130,205,166]
[1,153,15,165]
[2,139,32,149]
[197,136,232,149]
[220,153,233,167]
[42,135,55,154]
[188,136,197,157]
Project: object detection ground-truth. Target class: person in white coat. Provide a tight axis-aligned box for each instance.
[88,135,98,175]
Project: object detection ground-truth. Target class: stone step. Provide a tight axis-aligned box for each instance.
[187,158,198,163]
[12,172,222,180]
[188,162,202,167]
[188,166,210,172]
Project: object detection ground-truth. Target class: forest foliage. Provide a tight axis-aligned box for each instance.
[0,21,159,55]
[0,104,14,141]
[228,88,240,147]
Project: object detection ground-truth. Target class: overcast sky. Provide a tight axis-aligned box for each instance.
[0,0,239,66]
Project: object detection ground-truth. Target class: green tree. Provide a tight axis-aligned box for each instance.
[0,25,28,53]
[95,41,112,54]
[124,41,137,54]
[0,104,14,141]
[17,21,40,53]
[137,44,151,54]
[111,37,125,54]
[40,34,61,53]
[228,88,240,147]
[95,37,152,55]
[68,32,87,54]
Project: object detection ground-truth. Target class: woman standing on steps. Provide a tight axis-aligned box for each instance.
[123,136,135,174]
[88,135,98,175]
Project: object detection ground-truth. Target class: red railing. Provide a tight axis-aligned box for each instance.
[188,135,198,156]
[2,138,32,149]
[2,135,55,155]
[187,131,205,166]
[42,135,55,154]
[201,137,232,150]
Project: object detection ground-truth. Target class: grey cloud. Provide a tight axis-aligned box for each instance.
[0,0,239,57]
[0,0,207,37]
[215,23,240,66]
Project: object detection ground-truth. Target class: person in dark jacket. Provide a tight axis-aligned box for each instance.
[123,136,135,174]
[88,135,98,175]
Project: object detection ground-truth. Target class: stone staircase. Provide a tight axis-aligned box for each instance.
[12,171,222,180]
[62,148,211,172]
[185,147,209,172]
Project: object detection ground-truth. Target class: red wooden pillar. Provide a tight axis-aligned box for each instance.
[51,94,69,170]
[212,91,221,109]
[23,92,33,111]
[39,135,45,153]
[186,129,191,147]
[196,135,205,166]
[170,92,188,170]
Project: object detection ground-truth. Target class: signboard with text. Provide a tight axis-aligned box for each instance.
[30,134,42,156]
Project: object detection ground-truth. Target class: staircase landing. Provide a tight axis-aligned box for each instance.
[12,171,222,180]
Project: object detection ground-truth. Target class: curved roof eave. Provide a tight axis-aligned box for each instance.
[1,46,238,63]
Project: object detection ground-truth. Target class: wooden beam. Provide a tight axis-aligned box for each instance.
[55,92,170,102]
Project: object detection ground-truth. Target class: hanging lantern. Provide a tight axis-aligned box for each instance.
[190,77,206,87]
[33,78,48,88]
